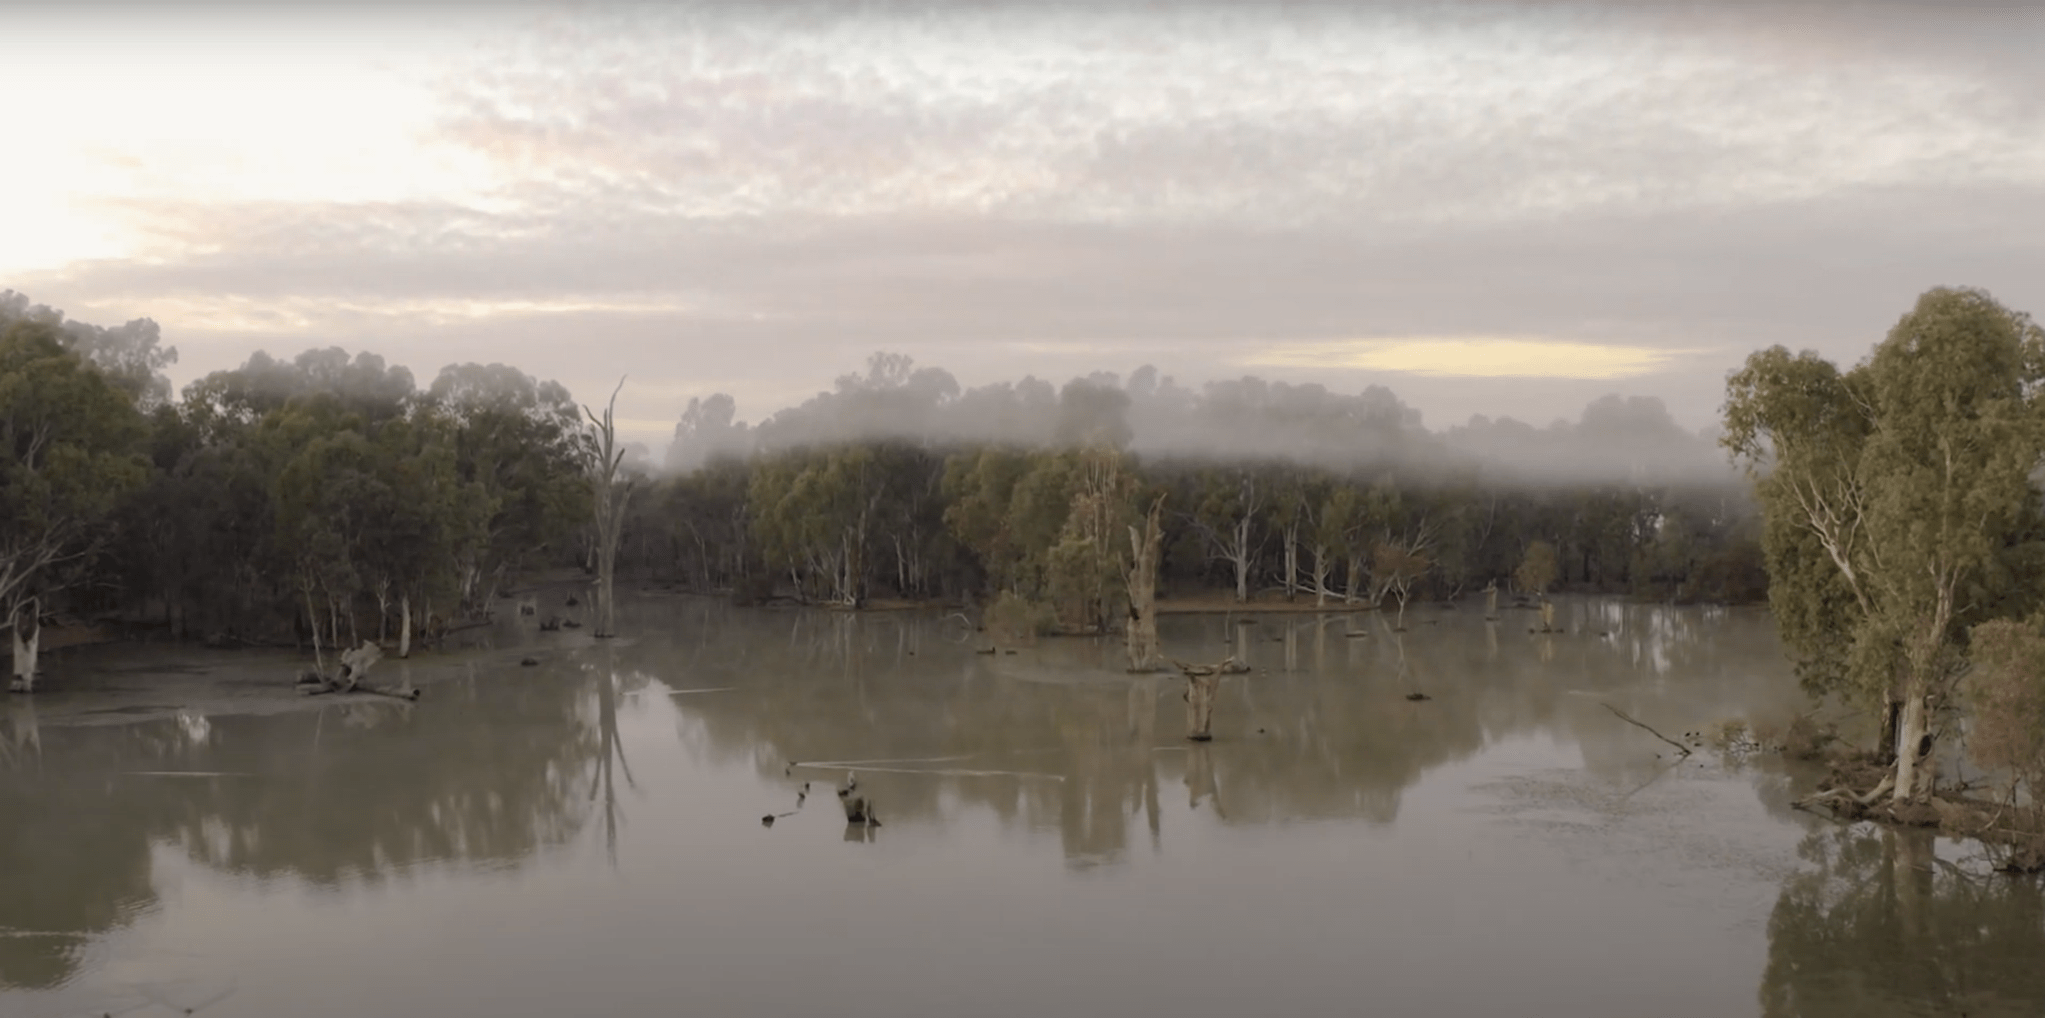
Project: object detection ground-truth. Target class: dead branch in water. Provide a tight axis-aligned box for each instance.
[1599,702,1691,758]
[295,640,420,701]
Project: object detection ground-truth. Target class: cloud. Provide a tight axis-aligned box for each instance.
[12,1,2045,441]
[1250,338,1687,380]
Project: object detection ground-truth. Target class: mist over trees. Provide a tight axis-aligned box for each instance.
[0,288,1764,681]
[642,350,1765,632]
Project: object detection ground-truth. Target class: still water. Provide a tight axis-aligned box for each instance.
[4,596,2042,1017]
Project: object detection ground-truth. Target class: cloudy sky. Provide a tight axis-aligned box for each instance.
[6,1,2044,445]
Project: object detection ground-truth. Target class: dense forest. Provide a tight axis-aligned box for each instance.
[1,290,1764,675]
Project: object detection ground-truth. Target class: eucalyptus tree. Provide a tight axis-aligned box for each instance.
[0,320,149,689]
[1724,287,2045,803]
[1191,465,1263,602]
[425,363,589,610]
[1304,480,1359,606]
[1515,541,1558,598]
[1045,446,1139,632]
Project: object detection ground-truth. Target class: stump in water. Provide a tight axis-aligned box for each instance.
[837,772,879,826]
[1484,582,1500,621]
[1538,599,1558,633]
[8,598,40,694]
[1172,656,1246,741]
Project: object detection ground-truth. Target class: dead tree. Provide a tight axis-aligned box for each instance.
[580,378,635,639]
[1171,655,1247,741]
[8,596,39,694]
[838,771,879,826]
[297,641,420,701]
[1125,495,1166,673]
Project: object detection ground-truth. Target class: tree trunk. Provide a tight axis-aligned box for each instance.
[1876,698,1902,765]
[1310,545,1330,608]
[1345,554,1364,604]
[1485,583,1499,621]
[1282,521,1299,602]
[305,584,327,676]
[1173,655,1243,741]
[1892,691,1931,804]
[1184,671,1220,741]
[9,600,39,693]
[1126,497,1165,672]
[399,593,413,659]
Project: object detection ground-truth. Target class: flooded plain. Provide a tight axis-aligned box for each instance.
[5,596,2044,1017]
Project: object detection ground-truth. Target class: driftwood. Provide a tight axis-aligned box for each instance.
[1599,702,1690,757]
[295,641,420,701]
[1171,656,1248,741]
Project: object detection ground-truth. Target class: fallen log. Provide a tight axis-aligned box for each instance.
[294,641,420,701]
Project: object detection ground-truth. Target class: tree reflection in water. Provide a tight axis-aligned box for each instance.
[0,652,618,990]
[641,595,1799,864]
[1762,824,2045,1018]
[0,593,1814,999]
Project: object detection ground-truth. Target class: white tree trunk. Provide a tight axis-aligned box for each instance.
[1282,521,1299,602]
[1184,672,1220,741]
[9,603,39,693]
[399,593,413,659]
[1125,498,1164,672]
[1892,691,1931,804]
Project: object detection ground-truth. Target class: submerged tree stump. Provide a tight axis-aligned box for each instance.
[8,598,40,694]
[837,772,879,826]
[1171,656,1246,741]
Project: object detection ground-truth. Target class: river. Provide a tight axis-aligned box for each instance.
[3,594,2041,1017]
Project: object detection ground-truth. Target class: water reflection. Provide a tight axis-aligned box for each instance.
[1762,825,2045,1017]
[0,657,610,989]
[628,597,1797,862]
[2,594,1815,1011]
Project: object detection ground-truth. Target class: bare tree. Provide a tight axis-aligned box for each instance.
[1125,495,1165,672]
[581,379,635,638]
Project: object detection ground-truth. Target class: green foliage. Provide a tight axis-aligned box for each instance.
[1966,618,2045,797]
[0,319,150,610]
[984,590,1058,642]
[1514,541,1558,597]
[1725,287,2045,711]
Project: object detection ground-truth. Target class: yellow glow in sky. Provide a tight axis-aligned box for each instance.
[1249,338,1683,380]
[0,13,501,278]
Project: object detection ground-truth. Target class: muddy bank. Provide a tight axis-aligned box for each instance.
[9,626,608,728]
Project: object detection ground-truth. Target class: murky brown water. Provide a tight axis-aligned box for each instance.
[4,596,2042,1017]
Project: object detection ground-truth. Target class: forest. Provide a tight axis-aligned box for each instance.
[0,288,1766,684]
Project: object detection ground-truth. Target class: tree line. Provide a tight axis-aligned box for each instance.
[2,291,591,683]
[630,351,1766,633]
[2,288,1765,688]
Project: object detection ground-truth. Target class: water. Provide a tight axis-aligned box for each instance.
[3,596,2041,1017]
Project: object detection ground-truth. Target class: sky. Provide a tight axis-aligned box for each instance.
[5,1,2045,447]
